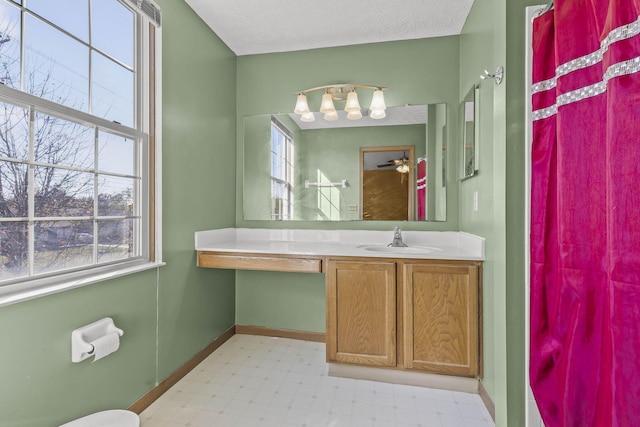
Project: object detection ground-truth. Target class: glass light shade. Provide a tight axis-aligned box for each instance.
[319,92,336,114]
[347,110,362,120]
[369,109,386,120]
[294,93,310,114]
[323,111,339,121]
[369,89,386,111]
[396,163,410,173]
[300,111,315,122]
[344,91,361,112]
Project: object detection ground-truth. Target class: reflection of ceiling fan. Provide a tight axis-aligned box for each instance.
[377,153,410,173]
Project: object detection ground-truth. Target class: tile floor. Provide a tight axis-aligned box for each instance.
[141,334,495,427]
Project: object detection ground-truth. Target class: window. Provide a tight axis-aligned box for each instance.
[270,116,294,220]
[0,0,160,290]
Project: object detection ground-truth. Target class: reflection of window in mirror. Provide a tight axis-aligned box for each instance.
[270,116,295,220]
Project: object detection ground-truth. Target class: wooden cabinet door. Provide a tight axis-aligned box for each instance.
[326,260,397,366]
[402,262,479,377]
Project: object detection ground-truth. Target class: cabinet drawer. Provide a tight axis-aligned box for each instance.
[197,251,323,273]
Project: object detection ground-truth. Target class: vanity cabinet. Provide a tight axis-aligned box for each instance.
[326,258,482,378]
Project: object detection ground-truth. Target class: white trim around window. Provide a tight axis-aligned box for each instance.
[0,1,163,307]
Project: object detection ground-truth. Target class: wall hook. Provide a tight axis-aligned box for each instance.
[481,66,504,85]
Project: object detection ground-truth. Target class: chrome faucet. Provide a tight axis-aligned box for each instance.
[389,226,408,247]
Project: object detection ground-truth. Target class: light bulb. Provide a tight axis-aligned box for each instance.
[294,93,310,114]
[300,111,315,122]
[324,111,339,121]
[344,91,361,112]
[319,92,336,114]
[347,110,362,120]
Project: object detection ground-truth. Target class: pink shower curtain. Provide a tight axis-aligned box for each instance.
[417,159,426,220]
[530,1,640,426]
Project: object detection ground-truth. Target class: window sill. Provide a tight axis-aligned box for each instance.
[0,261,165,308]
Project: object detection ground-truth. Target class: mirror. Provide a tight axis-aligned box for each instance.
[243,104,447,221]
[461,86,479,179]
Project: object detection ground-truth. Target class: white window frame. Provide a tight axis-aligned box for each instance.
[0,0,163,307]
[270,117,294,220]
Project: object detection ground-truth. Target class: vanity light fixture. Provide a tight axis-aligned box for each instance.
[293,84,388,122]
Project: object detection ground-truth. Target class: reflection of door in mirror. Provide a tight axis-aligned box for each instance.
[360,146,415,220]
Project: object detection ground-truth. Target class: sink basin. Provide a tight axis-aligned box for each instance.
[357,244,442,254]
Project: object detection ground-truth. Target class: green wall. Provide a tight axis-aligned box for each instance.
[235,271,326,333]
[0,271,158,426]
[0,1,238,425]
[460,1,541,426]
[235,37,461,333]
[459,0,507,425]
[156,0,237,381]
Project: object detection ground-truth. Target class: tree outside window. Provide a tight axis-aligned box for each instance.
[0,0,152,283]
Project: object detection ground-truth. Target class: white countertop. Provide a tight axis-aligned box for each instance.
[195,228,484,261]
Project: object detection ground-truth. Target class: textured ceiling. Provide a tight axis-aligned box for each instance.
[184,0,475,56]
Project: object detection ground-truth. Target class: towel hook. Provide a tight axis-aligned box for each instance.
[481,66,504,85]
